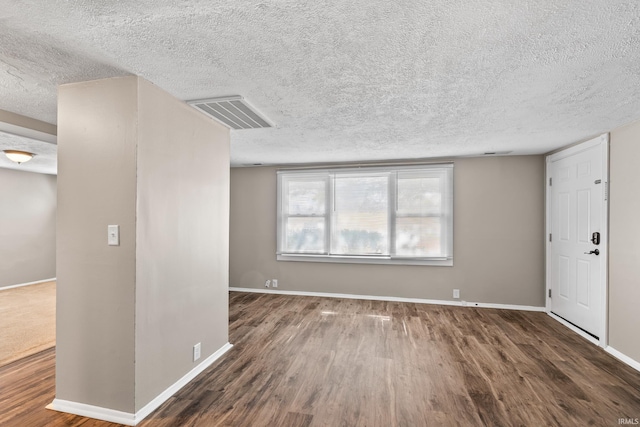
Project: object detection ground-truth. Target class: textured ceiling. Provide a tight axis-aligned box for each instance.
[1,0,640,170]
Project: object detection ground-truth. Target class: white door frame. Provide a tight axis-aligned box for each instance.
[545,134,609,348]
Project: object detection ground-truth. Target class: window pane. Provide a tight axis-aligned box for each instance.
[284,217,325,253]
[287,180,325,215]
[285,217,325,253]
[395,217,441,257]
[397,175,441,215]
[331,175,388,255]
[277,165,453,265]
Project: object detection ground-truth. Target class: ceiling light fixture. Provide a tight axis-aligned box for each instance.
[3,150,35,164]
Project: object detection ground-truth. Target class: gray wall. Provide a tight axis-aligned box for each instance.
[57,76,138,412]
[230,156,546,307]
[609,121,640,363]
[56,76,230,414]
[0,167,56,289]
[134,78,230,410]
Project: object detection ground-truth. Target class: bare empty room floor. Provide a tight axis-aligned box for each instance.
[1,291,639,426]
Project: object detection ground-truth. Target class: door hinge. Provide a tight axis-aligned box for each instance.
[549,233,552,242]
[605,181,608,201]
[549,177,552,186]
[548,289,552,298]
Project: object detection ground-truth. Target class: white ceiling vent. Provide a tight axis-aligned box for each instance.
[187,96,273,130]
[483,151,513,156]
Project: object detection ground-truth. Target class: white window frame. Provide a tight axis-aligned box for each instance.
[277,164,454,266]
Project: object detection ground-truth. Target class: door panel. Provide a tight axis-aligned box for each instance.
[549,138,606,337]
[577,190,590,243]
[576,259,590,307]
[558,255,569,298]
[559,192,570,241]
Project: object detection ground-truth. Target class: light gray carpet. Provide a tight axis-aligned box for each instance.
[0,281,55,367]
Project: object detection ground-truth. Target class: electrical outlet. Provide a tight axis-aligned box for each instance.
[453,289,460,299]
[272,279,278,288]
[193,343,201,362]
[265,280,271,288]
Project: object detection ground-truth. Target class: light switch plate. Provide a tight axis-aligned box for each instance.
[108,225,120,246]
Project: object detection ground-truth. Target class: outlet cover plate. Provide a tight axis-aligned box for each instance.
[193,343,201,361]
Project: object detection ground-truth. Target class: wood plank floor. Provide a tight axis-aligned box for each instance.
[1,292,639,426]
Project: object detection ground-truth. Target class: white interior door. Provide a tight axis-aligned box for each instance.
[547,135,608,339]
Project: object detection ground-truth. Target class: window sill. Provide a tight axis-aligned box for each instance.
[277,254,453,266]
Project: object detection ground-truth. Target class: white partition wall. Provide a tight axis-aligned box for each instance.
[54,76,230,425]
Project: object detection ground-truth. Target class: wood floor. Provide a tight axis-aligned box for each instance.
[1,292,639,426]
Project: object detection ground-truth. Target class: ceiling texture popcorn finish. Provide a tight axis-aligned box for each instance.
[1,1,640,168]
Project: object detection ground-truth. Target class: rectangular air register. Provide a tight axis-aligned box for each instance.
[187,96,273,130]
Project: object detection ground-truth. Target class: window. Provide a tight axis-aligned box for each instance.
[277,164,453,266]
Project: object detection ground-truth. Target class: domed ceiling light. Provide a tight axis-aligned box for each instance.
[3,149,35,164]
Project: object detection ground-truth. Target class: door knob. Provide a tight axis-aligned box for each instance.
[584,249,600,255]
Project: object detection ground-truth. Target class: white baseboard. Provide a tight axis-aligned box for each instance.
[605,346,640,373]
[47,342,233,426]
[0,277,56,291]
[46,400,135,426]
[135,342,233,422]
[228,287,545,312]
